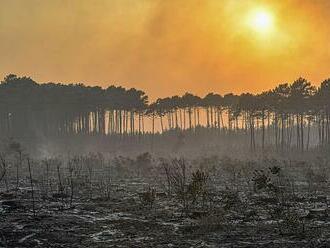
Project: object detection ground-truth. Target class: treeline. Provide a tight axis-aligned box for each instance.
[1,74,330,152]
[0,74,148,137]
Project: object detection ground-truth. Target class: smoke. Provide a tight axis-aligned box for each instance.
[0,0,330,99]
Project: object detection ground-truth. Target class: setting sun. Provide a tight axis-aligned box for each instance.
[248,9,274,34]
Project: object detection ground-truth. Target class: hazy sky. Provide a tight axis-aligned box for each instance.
[1,0,330,99]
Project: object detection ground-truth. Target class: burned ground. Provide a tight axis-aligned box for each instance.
[1,154,330,247]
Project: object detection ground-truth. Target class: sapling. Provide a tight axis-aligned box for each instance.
[161,159,172,195]
[68,159,74,208]
[27,158,36,217]
[139,186,156,209]
[168,158,190,213]
[0,154,8,191]
[8,141,23,192]
[44,159,51,197]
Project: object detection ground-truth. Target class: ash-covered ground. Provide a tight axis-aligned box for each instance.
[1,153,330,247]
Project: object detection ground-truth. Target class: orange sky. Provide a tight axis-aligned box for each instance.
[1,0,330,99]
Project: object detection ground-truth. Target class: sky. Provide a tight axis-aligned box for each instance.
[1,0,330,99]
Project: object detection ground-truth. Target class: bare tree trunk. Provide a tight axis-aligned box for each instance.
[301,114,304,153]
[160,115,164,133]
[306,118,311,151]
[206,108,210,128]
[262,110,265,151]
[175,110,178,129]
[151,114,155,152]
[296,114,300,150]
[281,114,285,152]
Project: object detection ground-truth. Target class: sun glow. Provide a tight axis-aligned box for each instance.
[248,8,274,34]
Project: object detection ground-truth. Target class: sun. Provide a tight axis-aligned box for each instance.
[247,8,274,34]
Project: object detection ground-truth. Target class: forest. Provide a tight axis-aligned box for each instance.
[1,74,330,247]
[1,74,330,154]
